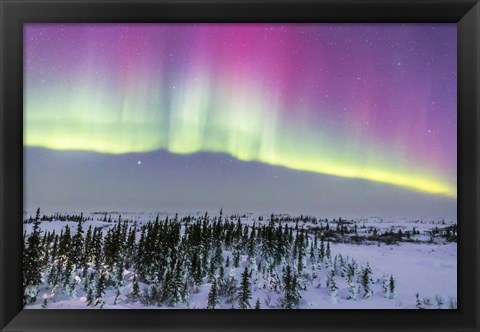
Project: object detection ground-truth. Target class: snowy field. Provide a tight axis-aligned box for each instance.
[23,211,457,309]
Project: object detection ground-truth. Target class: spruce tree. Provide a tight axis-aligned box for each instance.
[41,233,49,267]
[346,260,357,282]
[289,274,301,308]
[207,279,220,309]
[361,263,373,299]
[318,236,325,261]
[233,250,240,268]
[92,229,103,271]
[94,271,106,308]
[207,260,216,283]
[50,234,59,267]
[416,292,423,309]
[326,240,331,260]
[219,265,225,281]
[297,238,305,274]
[282,265,300,309]
[309,243,315,263]
[255,298,261,309]
[193,256,203,289]
[85,273,95,306]
[86,285,94,307]
[347,278,357,300]
[435,295,444,308]
[238,267,252,309]
[338,255,347,277]
[327,268,339,300]
[23,208,43,304]
[213,244,224,267]
[223,274,238,303]
[62,253,75,289]
[71,217,84,267]
[448,297,457,309]
[130,274,140,302]
[388,275,395,299]
[167,263,186,307]
[150,284,162,306]
[382,273,389,298]
[47,264,59,288]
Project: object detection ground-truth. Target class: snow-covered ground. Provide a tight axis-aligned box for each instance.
[23,212,457,309]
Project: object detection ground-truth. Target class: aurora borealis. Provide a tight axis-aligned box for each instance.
[24,23,457,213]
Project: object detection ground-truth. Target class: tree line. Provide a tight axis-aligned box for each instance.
[24,209,397,309]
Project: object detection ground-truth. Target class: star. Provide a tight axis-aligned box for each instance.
[137,161,142,165]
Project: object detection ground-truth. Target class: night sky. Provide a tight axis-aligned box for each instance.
[24,24,457,217]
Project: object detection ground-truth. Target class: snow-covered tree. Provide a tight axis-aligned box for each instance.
[360,263,374,299]
[129,274,140,302]
[416,292,423,309]
[23,208,43,304]
[435,294,444,308]
[346,259,357,282]
[318,236,325,262]
[282,265,300,309]
[85,273,95,306]
[327,268,339,301]
[347,278,357,300]
[382,273,389,298]
[267,266,281,293]
[71,217,84,267]
[207,280,220,309]
[94,271,106,308]
[223,275,238,304]
[238,267,252,309]
[326,240,331,260]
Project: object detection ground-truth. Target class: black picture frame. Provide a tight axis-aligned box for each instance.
[1,0,479,331]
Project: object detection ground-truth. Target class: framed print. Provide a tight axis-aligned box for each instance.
[1,0,479,331]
